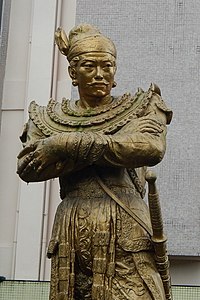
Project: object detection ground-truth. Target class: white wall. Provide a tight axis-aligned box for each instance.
[0,0,32,280]
[0,0,76,281]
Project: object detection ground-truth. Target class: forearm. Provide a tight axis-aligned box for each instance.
[103,132,166,168]
[61,130,166,169]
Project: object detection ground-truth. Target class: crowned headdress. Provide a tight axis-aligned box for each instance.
[55,24,116,62]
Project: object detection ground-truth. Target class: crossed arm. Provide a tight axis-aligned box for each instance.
[17,108,167,183]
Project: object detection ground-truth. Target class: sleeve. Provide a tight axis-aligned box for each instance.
[63,126,165,170]
[19,119,46,146]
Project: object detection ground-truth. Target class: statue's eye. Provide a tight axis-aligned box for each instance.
[103,62,112,69]
[83,63,94,68]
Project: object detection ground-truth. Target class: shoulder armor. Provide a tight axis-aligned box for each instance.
[148,83,172,124]
[149,82,161,96]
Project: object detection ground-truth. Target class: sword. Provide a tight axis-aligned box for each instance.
[145,170,173,300]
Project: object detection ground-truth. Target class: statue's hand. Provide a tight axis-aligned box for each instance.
[17,135,67,181]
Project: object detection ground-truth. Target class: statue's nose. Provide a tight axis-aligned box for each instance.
[94,66,103,79]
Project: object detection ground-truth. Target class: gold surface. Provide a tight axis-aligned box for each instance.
[17,24,172,299]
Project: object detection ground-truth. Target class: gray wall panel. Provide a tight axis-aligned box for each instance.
[75,0,200,256]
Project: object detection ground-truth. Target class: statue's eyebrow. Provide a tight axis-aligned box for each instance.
[102,59,113,63]
[80,58,96,63]
[80,57,114,64]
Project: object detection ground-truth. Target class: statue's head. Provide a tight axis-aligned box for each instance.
[55,24,117,101]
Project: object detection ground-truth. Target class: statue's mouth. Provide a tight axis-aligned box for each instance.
[88,82,109,87]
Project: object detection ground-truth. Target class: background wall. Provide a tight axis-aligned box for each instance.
[75,0,200,257]
[0,0,200,286]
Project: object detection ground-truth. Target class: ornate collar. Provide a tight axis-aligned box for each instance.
[29,88,153,136]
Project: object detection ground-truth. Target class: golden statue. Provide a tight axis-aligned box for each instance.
[17,24,173,300]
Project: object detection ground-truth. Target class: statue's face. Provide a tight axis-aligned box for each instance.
[73,52,116,99]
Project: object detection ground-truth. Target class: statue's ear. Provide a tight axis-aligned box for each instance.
[68,66,77,80]
[68,66,78,86]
